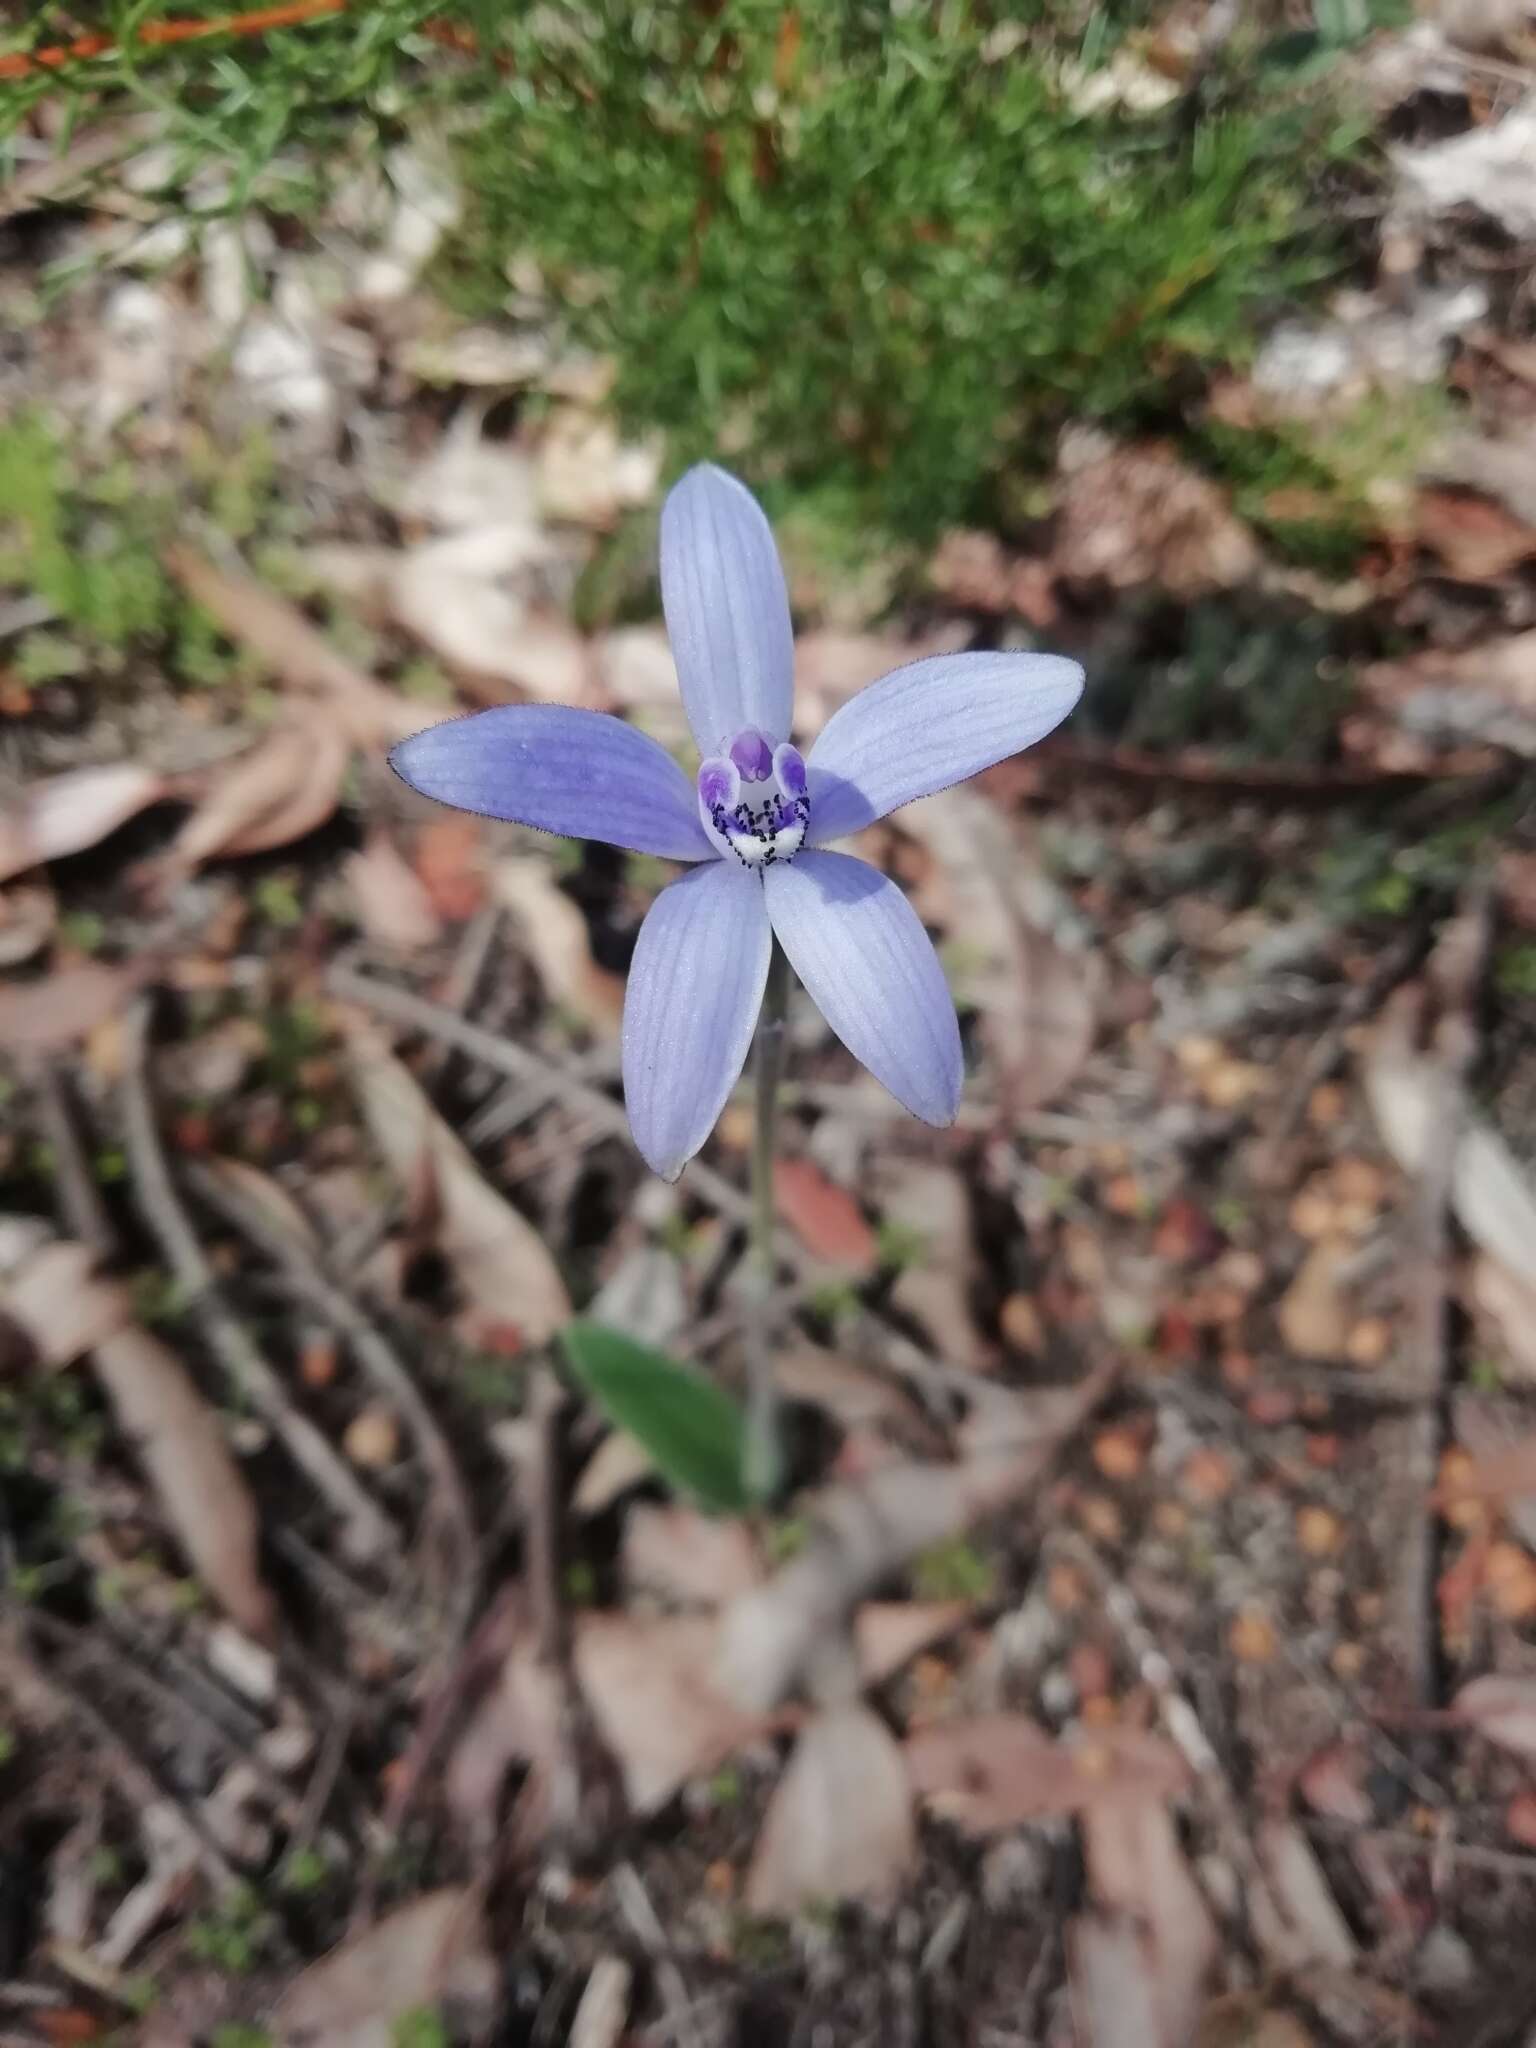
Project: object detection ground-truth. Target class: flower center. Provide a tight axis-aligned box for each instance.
[697,728,809,868]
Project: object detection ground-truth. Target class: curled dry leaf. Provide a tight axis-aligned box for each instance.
[0,763,167,885]
[167,716,351,873]
[775,1343,935,1444]
[197,1155,319,1248]
[91,1324,277,1643]
[856,1600,973,1687]
[271,1887,497,2048]
[344,1019,572,1346]
[906,1715,1188,1833]
[0,962,138,1054]
[1452,1673,1536,1760]
[493,857,623,1033]
[345,831,444,952]
[164,544,421,750]
[445,1625,566,1850]
[745,1703,918,1913]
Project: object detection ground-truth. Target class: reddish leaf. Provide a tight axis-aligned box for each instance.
[774,1157,878,1273]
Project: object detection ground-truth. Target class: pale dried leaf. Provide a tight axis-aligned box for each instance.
[1054,428,1259,599]
[1253,1819,1358,1969]
[775,1344,933,1439]
[1071,1913,1164,2048]
[0,962,137,1054]
[397,411,543,534]
[444,1630,565,1838]
[855,1600,972,1686]
[272,1888,497,2048]
[198,1157,318,1248]
[574,1612,772,1813]
[906,1716,1187,1833]
[621,1503,764,1607]
[745,1703,917,1913]
[0,764,167,885]
[1469,1255,1536,1381]
[0,884,57,968]
[345,831,443,952]
[1081,1792,1218,2048]
[572,1428,656,1514]
[872,1158,985,1372]
[587,1243,688,1351]
[493,857,622,1032]
[168,718,350,871]
[536,407,661,527]
[164,545,421,749]
[900,788,1095,1115]
[91,1324,277,1642]
[719,1367,1114,1711]
[344,1020,572,1345]
[392,529,587,702]
[1366,1003,1536,1279]
[567,1957,632,2048]
[5,1240,133,1367]
[1453,1673,1536,1759]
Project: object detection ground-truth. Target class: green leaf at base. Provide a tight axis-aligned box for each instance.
[560,1321,749,1515]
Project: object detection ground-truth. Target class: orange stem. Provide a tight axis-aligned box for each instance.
[0,0,353,81]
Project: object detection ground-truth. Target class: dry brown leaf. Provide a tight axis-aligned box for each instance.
[171,716,350,869]
[0,885,57,969]
[567,1957,632,2048]
[1451,1674,1536,1759]
[1251,1819,1357,1970]
[901,787,1095,1115]
[444,1626,566,1846]
[775,1344,934,1441]
[1414,487,1536,581]
[392,530,589,703]
[0,962,138,1054]
[1081,1789,1218,2048]
[91,1323,276,1642]
[1367,999,1536,1279]
[345,831,444,952]
[344,1019,571,1346]
[574,1611,774,1814]
[1054,429,1260,600]
[0,764,167,885]
[571,1427,657,1513]
[4,1239,134,1367]
[1468,1254,1536,1382]
[621,1503,764,1607]
[1277,1241,1355,1361]
[271,1888,497,2048]
[745,1703,917,1913]
[772,1159,878,1274]
[872,1158,986,1373]
[855,1600,972,1687]
[1070,1912,1165,2048]
[197,1156,319,1248]
[906,1716,1188,1833]
[165,544,421,750]
[719,1366,1115,1712]
[492,857,623,1033]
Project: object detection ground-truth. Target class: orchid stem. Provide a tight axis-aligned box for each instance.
[744,939,789,1503]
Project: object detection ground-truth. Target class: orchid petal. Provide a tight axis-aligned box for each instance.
[660,464,794,755]
[763,850,960,1125]
[623,860,772,1180]
[805,651,1084,845]
[391,705,713,862]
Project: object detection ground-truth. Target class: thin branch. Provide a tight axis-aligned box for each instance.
[186,1159,479,1656]
[118,998,397,1566]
